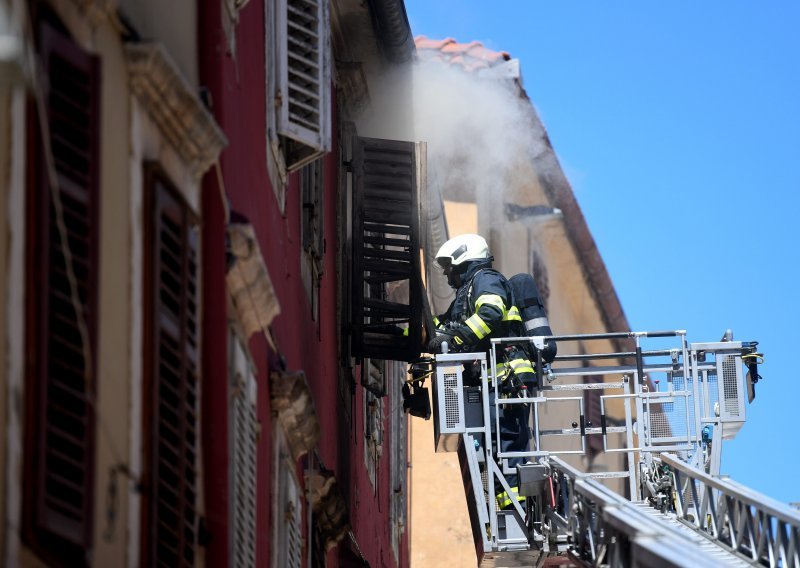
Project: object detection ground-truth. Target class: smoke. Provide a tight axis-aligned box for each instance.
[356,56,553,310]
[358,57,548,205]
[411,59,545,202]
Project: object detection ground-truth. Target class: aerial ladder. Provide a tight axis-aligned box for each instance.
[407,330,800,567]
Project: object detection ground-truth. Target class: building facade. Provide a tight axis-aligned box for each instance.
[0,2,637,567]
[0,0,425,566]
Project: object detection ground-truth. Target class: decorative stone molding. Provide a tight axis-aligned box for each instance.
[269,370,320,461]
[226,223,281,338]
[126,43,227,177]
[307,469,350,551]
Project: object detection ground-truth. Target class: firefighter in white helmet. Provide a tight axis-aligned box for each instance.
[429,234,534,509]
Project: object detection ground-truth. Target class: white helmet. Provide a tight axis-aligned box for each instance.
[434,234,489,268]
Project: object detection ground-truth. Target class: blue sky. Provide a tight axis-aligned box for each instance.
[406,0,800,503]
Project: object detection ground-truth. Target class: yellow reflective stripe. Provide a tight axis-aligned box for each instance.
[433,316,441,327]
[504,305,522,322]
[402,328,409,336]
[495,363,508,380]
[475,293,506,314]
[508,358,534,374]
[465,313,491,339]
[496,487,524,509]
[454,335,464,345]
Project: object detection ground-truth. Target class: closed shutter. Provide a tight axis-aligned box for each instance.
[388,360,407,562]
[301,159,324,267]
[351,136,423,362]
[229,334,257,568]
[278,460,303,568]
[26,19,100,555]
[143,168,200,567]
[276,0,331,170]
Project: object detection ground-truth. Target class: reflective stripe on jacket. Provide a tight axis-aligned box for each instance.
[436,267,533,374]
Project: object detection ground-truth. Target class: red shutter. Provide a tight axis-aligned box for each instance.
[143,167,199,567]
[25,19,100,558]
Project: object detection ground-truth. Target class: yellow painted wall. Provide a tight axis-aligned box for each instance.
[410,202,477,567]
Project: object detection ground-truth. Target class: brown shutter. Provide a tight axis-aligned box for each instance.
[351,136,422,362]
[301,159,324,268]
[143,167,199,567]
[25,19,100,556]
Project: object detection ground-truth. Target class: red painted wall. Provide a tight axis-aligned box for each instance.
[199,1,405,566]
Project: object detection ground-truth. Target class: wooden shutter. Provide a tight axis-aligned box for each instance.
[351,136,423,362]
[143,167,200,567]
[301,159,324,268]
[277,460,303,568]
[277,0,331,170]
[25,19,100,555]
[229,334,257,568]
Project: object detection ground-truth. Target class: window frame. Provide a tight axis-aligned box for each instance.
[363,359,385,489]
[265,0,332,212]
[300,158,324,322]
[274,430,304,568]
[23,16,100,564]
[228,329,258,568]
[140,163,201,568]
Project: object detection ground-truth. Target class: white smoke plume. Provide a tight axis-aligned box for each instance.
[358,57,549,206]
[412,59,545,202]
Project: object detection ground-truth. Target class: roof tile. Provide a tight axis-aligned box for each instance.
[415,35,511,72]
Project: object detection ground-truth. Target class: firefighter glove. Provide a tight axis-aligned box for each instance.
[427,330,465,353]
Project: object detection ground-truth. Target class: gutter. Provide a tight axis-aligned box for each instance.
[367,0,415,64]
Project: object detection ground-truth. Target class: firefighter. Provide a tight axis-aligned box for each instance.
[427,233,534,510]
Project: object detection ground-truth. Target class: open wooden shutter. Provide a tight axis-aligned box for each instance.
[144,168,199,567]
[351,136,423,362]
[276,0,331,170]
[26,19,100,555]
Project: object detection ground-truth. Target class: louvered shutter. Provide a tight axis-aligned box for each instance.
[301,159,323,266]
[278,461,303,568]
[276,0,331,170]
[144,169,200,567]
[351,137,423,362]
[27,20,100,552]
[229,335,257,568]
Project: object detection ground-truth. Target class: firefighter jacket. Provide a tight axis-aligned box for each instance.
[435,263,534,384]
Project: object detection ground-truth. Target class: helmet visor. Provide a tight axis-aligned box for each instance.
[434,256,452,271]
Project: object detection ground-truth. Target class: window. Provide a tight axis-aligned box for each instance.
[350,135,425,362]
[275,435,303,568]
[363,363,384,489]
[300,158,324,321]
[229,332,258,568]
[142,166,200,567]
[24,17,100,563]
[266,0,331,209]
[388,361,407,562]
[276,0,331,167]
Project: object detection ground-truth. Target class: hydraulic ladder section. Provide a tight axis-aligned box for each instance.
[426,330,800,566]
